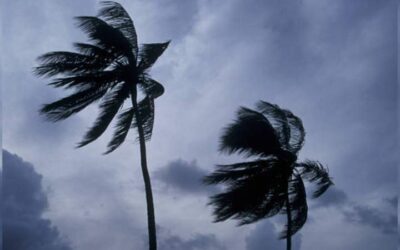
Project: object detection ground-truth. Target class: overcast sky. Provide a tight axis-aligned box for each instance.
[1,0,397,249]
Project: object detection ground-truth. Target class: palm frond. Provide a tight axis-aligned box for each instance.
[206,160,289,225]
[77,83,130,147]
[104,107,135,154]
[256,101,305,154]
[75,16,133,60]
[48,70,122,89]
[282,109,305,154]
[35,51,111,77]
[132,97,155,141]
[73,42,121,63]
[280,174,308,238]
[296,160,333,198]
[203,159,275,185]
[138,42,170,71]
[138,76,165,98]
[219,107,282,157]
[40,86,108,122]
[98,1,138,57]
[256,101,290,148]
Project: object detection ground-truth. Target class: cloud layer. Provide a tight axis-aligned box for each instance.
[1,0,397,249]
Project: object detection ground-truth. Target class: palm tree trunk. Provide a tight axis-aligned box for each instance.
[130,88,157,250]
[286,178,292,250]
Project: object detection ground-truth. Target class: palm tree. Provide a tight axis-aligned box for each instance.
[34,2,169,249]
[204,101,333,250]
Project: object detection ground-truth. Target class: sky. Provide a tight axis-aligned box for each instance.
[1,0,398,249]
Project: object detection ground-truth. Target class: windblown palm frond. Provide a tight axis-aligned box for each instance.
[256,100,305,154]
[77,83,130,147]
[296,160,333,198]
[280,174,308,238]
[139,77,165,98]
[35,51,111,77]
[205,159,290,224]
[205,101,332,248]
[75,16,133,59]
[40,86,108,121]
[105,107,135,154]
[97,1,138,57]
[138,42,170,71]
[256,101,291,147]
[219,107,282,157]
[132,97,155,141]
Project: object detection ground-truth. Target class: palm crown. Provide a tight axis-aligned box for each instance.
[204,101,333,239]
[35,1,169,153]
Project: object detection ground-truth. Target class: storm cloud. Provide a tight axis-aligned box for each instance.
[3,150,72,250]
[159,229,226,250]
[154,159,218,194]
[245,220,302,250]
[312,187,397,236]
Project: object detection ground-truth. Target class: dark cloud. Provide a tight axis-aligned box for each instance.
[154,159,217,194]
[385,196,397,208]
[159,230,226,250]
[3,150,72,250]
[343,205,397,235]
[311,187,348,208]
[245,220,301,250]
[312,187,396,236]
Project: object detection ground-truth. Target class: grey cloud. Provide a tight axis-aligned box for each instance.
[48,162,148,250]
[343,204,397,235]
[3,150,72,250]
[154,159,217,194]
[312,187,396,236]
[159,231,226,250]
[245,220,301,250]
[385,196,397,208]
[311,186,348,208]
[122,0,199,42]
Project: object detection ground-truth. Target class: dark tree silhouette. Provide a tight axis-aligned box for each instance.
[204,101,333,250]
[34,2,169,249]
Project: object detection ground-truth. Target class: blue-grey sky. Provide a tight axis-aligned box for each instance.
[1,0,397,249]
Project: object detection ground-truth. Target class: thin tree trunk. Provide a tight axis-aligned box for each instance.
[131,88,157,250]
[286,177,292,250]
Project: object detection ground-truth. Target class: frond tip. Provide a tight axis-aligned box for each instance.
[104,107,135,154]
[138,41,170,71]
[296,160,333,198]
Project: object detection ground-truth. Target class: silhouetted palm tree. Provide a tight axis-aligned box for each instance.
[204,101,333,250]
[34,2,169,249]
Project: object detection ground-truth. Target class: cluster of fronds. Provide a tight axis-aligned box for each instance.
[35,1,169,153]
[205,101,333,238]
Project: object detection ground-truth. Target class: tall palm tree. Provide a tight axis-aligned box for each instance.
[204,101,333,250]
[34,2,169,249]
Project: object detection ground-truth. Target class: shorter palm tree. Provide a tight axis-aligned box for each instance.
[34,2,169,249]
[204,101,333,250]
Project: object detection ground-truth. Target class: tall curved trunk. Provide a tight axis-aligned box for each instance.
[131,88,157,250]
[286,178,292,250]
